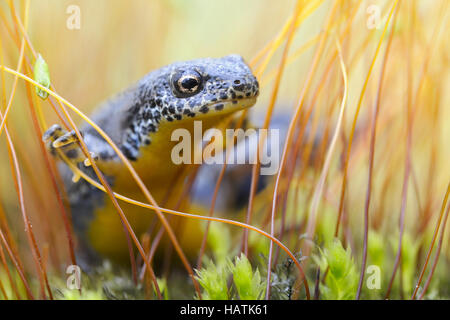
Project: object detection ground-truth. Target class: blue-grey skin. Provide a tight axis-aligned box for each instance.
[46,55,258,160]
[42,55,259,262]
[191,114,290,212]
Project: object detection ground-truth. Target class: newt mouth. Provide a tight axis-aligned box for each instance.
[200,97,257,115]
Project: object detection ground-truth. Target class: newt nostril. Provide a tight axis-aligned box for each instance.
[232,79,245,91]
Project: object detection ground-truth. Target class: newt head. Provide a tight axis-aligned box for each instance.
[123,54,259,160]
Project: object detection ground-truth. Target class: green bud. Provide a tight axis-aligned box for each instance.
[34,54,51,99]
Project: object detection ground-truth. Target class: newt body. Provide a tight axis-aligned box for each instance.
[43,55,259,263]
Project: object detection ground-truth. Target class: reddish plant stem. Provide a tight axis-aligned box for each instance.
[357,5,398,300]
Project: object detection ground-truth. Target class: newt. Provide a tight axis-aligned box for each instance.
[43,55,259,264]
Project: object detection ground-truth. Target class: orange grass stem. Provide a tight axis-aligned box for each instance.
[334,0,399,241]
[0,65,312,299]
[419,203,450,299]
[362,3,398,299]
[265,1,341,300]
[412,182,450,299]
[57,151,311,294]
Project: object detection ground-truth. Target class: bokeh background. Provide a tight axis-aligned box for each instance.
[0,0,448,299]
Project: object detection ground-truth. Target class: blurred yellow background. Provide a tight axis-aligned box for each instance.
[0,0,448,299]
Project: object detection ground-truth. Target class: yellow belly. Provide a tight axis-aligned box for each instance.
[87,196,204,262]
[85,115,230,262]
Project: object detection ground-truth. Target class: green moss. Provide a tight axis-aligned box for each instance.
[368,231,385,268]
[207,223,232,265]
[195,259,229,300]
[59,287,104,300]
[389,232,420,295]
[313,239,358,300]
[229,253,266,300]
[195,253,266,300]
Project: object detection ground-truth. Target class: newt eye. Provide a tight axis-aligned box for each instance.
[171,70,203,97]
